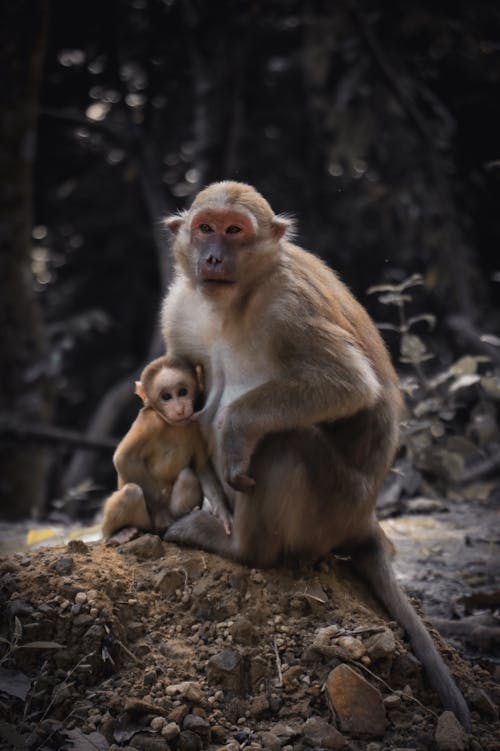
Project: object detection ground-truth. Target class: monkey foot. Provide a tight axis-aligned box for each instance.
[105,526,141,546]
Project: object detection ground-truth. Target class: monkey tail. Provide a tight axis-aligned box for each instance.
[351,530,471,731]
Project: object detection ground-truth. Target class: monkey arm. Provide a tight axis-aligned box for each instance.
[194,444,232,535]
[220,325,388,491]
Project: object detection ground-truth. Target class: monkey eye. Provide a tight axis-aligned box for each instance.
[178,387,188,397]
[199,223,213,234]
[160,391,172,401]
[226,225,242,234]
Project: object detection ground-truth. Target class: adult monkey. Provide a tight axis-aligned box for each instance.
[161,181,470,728]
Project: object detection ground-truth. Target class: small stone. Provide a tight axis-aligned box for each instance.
[67,539,89,554]
[435,711,468,751]
[383,693,401,709]
[183,714,211,742]
[162,722,180,740]
[469,687,498,719]
[259,732,280,751]
[302,716,347,749]
[207,649,243,692]
[151,716,166,731]
[129,733,170,750]
[333,635,366,660]
[120,533,165,560]
[326,664,386,737]
[155,568,186,593]
[211,724,226,742]
[166,681,203,703]
[124,696,162,714]
[249,694,270,718]
[75,591,87,604]
[231,615,258,645]
[169,704,189,724]
[177,729,202,750]
[365,629,396,662]
[144,670,157,687]
[55,557,74,575]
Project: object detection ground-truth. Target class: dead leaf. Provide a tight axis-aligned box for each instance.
[449,374,481,392]
[62,728,109,750]
[481,375,500,400]
[0,666,31,701]
[0,721,25,750]
[449,355,490,377]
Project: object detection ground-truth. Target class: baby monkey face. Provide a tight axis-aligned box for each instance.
[155,367,198,424]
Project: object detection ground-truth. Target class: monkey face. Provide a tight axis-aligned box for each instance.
[153,367,198,425]
[166,182,293,302]
[189,208,256,295]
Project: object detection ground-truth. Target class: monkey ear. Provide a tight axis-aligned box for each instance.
[134,380,146,403]
[271,213,296,241]
[195,365,204,393]
[164,211,187,236]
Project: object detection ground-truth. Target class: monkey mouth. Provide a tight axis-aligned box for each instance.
[201,278,236,289]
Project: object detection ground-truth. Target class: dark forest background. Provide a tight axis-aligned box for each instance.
[1,0,500,522]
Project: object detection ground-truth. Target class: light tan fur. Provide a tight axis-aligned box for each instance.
[160,181,470,728]
[102,355,230,538]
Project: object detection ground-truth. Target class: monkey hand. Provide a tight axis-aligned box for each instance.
[223,441,256,492]
[211,503,233,535]
[221,410,257,492]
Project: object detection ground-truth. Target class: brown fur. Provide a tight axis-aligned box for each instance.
[102,355,230,537]
[160,181,470,728]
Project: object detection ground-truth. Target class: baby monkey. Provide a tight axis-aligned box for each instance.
[102,355,231,542]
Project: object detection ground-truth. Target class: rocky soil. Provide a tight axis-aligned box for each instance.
[0,534,499,751]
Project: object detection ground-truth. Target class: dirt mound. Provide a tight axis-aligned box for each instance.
[0,536,498,750]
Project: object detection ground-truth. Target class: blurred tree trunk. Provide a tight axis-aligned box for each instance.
[0,1,52,517]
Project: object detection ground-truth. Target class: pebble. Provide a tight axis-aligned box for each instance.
[144,670,157,687]
[162,722,180,740]
[155,568,186,593]
[183,713,211,741]
[333,635,366,660]
[150,716,166,731]
[207,650,243,692]
[231,615,258,645]
[365,629,396,661]
[75,591,87,604]
[119,533,165,560]
[169,704,189,724]
[177,729,202,750]
[67,539,90,554]
[434,711,468,751]
[55,556,74,575]
[383,693,402,709]
[302,716,347,750]
[326,664,386,737]
[469,687,498,718]
[166,681,203,703]
[258,732,280,751]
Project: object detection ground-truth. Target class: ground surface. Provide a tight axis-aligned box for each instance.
[0,532,499,751]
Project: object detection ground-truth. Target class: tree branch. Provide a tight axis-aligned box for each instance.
[0,417,117,451]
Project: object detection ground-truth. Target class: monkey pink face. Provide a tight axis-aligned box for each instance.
[154,368,197,425]
[190,208,256,294]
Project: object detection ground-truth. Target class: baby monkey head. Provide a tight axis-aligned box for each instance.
[135,355,204,425]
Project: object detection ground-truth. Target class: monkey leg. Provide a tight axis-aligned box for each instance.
[164,508,240,559]
[170,468,203,517]
[102,482,150,539]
